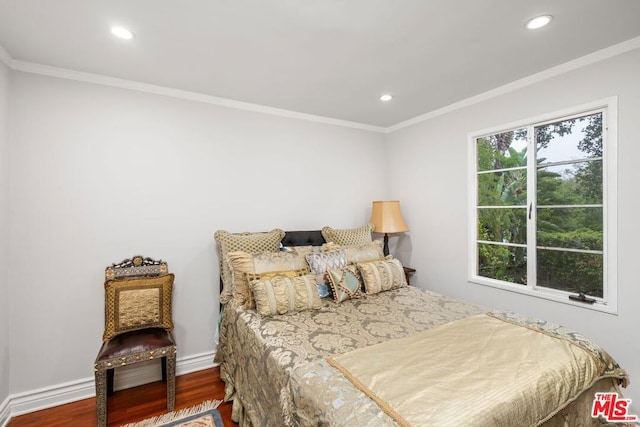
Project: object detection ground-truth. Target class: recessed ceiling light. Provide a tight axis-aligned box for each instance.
[526,15,553,30]
[111,26,135,40]
[380,94,393,102]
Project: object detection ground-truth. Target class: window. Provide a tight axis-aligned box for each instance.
[468,98,617,313]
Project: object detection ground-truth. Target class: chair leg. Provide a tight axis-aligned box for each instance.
[95,369,108,427]
[166,353,176,411]
[161,357,167,382]
[106,368,115,396]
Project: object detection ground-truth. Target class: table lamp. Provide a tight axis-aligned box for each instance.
[370,200,409,256]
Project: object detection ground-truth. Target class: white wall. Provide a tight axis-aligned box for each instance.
[8,71,386,394]
[0,59,10,409]
[388,48,640,407]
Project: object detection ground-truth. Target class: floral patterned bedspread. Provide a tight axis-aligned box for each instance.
[214,287,629,427]
[215,286,485,426]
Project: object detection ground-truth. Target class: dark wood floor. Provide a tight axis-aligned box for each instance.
[8,367,238,427]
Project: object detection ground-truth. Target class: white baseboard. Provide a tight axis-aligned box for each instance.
[177,350,219,375]
[6,350,215,421]
[10,377,96,418]
[114,359,162,391]
[0,396,10,427]
[114,350,218,391]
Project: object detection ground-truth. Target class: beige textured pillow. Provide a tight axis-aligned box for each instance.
[250,274,322,317]
[103,274,174,341]
[227,250,308,308]
[214,229,284,304]
[281,245,317,256]
[357,258,407,295]
[322,240,384,264]
[321,223,374,246]
[245,268,310,283]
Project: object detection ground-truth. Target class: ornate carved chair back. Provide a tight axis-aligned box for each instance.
[105,255,168,280]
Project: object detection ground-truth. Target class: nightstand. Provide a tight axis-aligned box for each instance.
[403,266,416,285]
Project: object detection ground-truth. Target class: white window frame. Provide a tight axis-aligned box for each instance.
[467,97,618,314]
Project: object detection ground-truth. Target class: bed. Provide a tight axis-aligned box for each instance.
[214,229,630,427]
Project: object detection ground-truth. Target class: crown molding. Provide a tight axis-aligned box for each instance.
[6,35,640,135]
[387,35,640,133]
[10,60,386,134]
[0,44,12,68]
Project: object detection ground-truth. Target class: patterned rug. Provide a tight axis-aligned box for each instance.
[122,400,224,427]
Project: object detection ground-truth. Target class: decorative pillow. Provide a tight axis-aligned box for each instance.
[357,258,407,295]
[103,274,174,341]
[305,249,348,298]
[326,265,364,303]
[227,250,308,308]
[214,229,284,304]
[280,245,317,256]
[322,240,384,264]
[250,274,322,317]
[245,268,310,283]
[321,223,374,246]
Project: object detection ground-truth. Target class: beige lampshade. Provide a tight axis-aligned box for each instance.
[370,201,409,234]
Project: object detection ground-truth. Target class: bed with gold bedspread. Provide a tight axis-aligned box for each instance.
[215,286,628,426]
[213,229,629,426]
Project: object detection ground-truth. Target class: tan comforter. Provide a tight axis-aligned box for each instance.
[327,313,628,427]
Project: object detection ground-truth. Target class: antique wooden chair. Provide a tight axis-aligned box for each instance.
[94,256,177,427]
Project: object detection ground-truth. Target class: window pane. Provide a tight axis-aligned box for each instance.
[476,128,527,172]
[536,113,602,164]
[478,208,527,244]
[478,244,526,284]
[537,160,602,205]
[537,249,603,298]
[478,169,527,206]
[537,207,602,250]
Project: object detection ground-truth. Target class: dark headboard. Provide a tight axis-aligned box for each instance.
[281,230,326,247]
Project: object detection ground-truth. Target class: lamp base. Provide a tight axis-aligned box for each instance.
[383,233,389,257]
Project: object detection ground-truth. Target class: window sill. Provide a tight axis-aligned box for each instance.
[468,276,617,315]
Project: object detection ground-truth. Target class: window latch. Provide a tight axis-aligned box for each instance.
[569,293,596,304]
[528,203,532,220]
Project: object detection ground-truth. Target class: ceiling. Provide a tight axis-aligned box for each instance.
[1,1,639,128]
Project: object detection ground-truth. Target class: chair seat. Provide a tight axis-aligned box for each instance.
[95,328,175,368]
